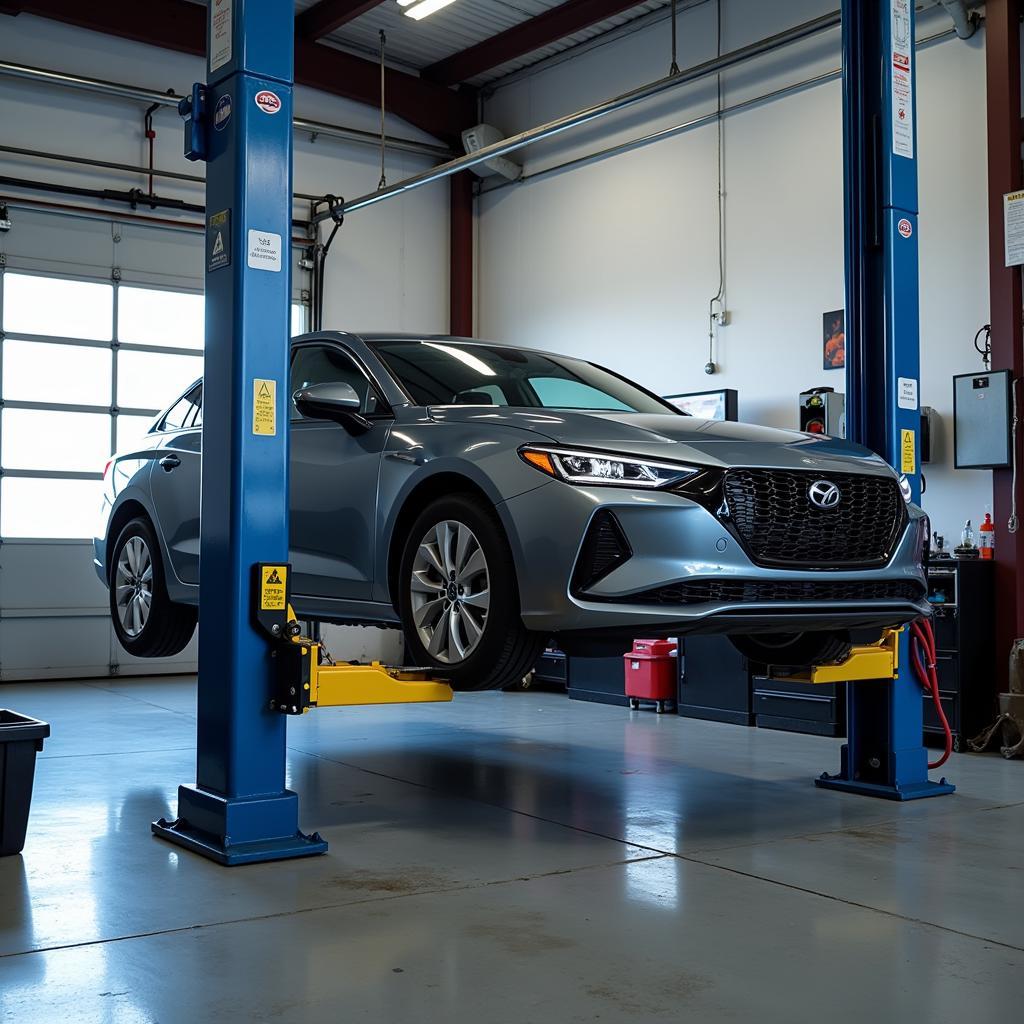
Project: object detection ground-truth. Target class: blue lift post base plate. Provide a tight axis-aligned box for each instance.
[815,773,955,801]
[152,817,327,866]
[152,784,328,865]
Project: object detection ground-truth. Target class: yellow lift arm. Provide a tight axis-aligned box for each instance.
[772,628,901,685]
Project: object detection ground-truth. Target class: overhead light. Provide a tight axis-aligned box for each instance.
[399,0,459,21]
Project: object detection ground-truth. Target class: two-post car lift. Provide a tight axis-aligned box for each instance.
[152,0,950,867]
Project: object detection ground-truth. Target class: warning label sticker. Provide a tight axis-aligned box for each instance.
[253,378,276,436]
[247,229,282,273]
[210,0,233,73]
[901,428,916,475]
[207,209,230,272]
[260,565,287,611]
[890,0,914,159]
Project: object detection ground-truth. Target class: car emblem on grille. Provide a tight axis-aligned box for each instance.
[808,479,841,509]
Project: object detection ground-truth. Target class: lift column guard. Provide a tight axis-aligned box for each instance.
[153,1,329,864]
[817,0,953,800]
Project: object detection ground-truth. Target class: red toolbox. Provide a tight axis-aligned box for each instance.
[624,639,678,713]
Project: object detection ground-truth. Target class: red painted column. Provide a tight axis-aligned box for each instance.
[450,171,474,336]
[986,0,1024,686]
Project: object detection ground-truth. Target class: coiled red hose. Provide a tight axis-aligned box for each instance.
[910,618,953,769]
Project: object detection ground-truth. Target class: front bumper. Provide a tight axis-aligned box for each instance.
[501,481,929,637]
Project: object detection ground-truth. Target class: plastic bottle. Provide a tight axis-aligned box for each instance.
[979,511,995,560]
[962,519,975,548]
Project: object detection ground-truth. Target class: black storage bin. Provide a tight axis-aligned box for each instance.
[1,710,50,856]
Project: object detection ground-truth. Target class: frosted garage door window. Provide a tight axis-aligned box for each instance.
[118,286,204,349]
[291,304,306,337]
[1,339,112,405]
[2,273,113,341]
[1,409,110,473]
[118,350,203,410]
[0,478,105,539]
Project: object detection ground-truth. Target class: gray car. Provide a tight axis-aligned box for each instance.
[94,332,930,690]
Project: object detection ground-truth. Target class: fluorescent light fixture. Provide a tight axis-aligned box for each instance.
[423,342,496,377]
[401,0,459,20]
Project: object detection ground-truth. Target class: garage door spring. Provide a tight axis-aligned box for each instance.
[378,29,388,191]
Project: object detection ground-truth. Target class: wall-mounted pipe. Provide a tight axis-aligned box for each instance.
[0,60,452,160]
[313,9,843,222]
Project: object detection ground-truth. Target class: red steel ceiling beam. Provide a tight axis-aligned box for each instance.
[424,0,648,86]
[986,0,1024,687]
[296,1,387,40]
[2,0,474,144]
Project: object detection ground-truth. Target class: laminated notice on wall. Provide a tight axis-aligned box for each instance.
[253,378,276,436]
[210,0,233,73]
[890,0,914,159]
[1004,191,1024,266]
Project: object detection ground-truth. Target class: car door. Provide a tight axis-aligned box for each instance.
[146,383,203,585]
[288,341,392,601]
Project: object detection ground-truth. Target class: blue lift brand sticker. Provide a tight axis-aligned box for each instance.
[208,209,231,272]
[214,93,232,132]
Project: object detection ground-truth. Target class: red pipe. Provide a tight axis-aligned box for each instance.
[910,619,953,770]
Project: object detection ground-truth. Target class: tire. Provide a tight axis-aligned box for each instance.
[729,630,852,670]
[398,494,545,691]
[109,516,197,658]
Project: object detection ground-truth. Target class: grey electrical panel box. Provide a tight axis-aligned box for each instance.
[953,370,1012,469]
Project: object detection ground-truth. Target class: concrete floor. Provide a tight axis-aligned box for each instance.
[1,677,1021,1023]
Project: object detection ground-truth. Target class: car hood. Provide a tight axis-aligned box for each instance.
[427,407,894,475]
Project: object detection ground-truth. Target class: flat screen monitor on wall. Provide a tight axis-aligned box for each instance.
[664,389,738,421]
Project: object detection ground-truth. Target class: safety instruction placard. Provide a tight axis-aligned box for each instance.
[207,209,230,272]
[260,565,287,611]
[210,0,233,73]
[247,229,282,272]
[901,428,916,475]
[890,0,914,159]
[897,377,918,410]
[253,378,276,436]
[1004,191,1024,266]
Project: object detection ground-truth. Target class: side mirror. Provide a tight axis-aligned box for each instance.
[292,382,372,435]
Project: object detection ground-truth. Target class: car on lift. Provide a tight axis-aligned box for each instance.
[94,332,930,690]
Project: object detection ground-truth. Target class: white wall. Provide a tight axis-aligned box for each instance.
[478,0,993,546]
[0,14,450,331]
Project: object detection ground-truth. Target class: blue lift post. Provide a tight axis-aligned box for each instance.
[817,0,953,800]
[152,0,329,863]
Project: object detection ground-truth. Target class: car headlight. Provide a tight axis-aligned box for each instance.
[519,446,699,488]
[898,474,913,504]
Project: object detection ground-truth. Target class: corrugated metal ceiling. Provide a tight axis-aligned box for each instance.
[295,1,675,86]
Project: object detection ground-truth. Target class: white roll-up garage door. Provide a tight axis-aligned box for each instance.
[0,204,308,680]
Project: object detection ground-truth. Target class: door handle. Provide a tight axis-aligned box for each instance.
[159,454,181,472]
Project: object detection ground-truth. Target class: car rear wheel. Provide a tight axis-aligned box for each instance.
[398,495,545,691]
[109,516,197,658]
[729,631,852,670]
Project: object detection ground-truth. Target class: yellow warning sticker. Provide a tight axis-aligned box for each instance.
[901,428,916,475]
[260,565,287,611]
[253,378,276,436]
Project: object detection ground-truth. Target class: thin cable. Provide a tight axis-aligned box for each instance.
[377,30,387,191]
[705,0,725,373]
[670,0,681,75]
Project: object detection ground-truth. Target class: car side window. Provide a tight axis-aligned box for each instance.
[289,345,381,419]
[160,384,202,431]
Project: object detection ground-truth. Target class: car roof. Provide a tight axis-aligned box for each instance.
[307,330,577,365]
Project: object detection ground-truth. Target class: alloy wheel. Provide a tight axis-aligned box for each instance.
[409,519,490,664]
[116,535,153,638]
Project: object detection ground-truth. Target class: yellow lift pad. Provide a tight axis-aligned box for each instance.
[775,628,901,685]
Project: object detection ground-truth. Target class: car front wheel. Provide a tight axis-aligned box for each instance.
[109,516,197,658]
[398,495,545,691]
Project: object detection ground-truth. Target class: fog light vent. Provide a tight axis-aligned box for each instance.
[571,511,632,593]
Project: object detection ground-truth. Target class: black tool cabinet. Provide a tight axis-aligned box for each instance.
[925,559,996,750]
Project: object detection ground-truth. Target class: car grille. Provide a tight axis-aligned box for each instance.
[723,469,906,567]
[626,579,925,606]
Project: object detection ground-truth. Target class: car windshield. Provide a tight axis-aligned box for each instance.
[371,340,679,414]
